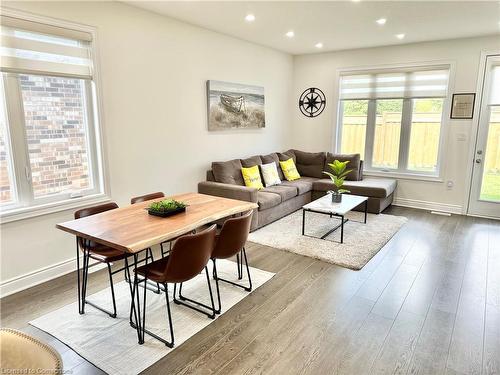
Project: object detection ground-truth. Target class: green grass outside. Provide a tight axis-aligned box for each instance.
[480,173,500,201]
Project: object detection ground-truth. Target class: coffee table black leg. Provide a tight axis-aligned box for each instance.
[364,200,368,224]
[302,209,306,235]
[340,215,344,243]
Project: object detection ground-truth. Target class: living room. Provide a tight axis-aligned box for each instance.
[0,1,499,374]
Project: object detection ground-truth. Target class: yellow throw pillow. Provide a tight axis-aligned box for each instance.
[280,158,301,181]
[241,165,264,189]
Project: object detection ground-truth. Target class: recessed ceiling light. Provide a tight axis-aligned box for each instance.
[351,0,361,2]
[396,33,405,40]
[285,30,295,38]
[245,14,255,22]
[376,18,387,25]
[315,42,323,49]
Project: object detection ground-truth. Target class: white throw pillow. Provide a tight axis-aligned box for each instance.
[260,162,282,187]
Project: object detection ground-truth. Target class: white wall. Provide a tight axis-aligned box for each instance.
[292,35,500,213]
[0,1,294,294]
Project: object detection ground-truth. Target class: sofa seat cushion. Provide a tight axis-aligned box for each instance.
[324,153,361,181]
[313,177,396,198]
[261,185,297,201]
[281,176,317,195]
[291,149,326,178]
[212,159,244,185]
[257,191,282,210]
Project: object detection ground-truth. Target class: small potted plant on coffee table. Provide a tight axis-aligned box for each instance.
[323,160,352,203]
[147,199,187,217]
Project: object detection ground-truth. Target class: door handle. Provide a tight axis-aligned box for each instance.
[475,159,482,164]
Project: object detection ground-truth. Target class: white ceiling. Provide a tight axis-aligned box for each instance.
[126,1,500,55]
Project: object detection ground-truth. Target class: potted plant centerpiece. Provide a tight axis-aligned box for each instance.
[323,160,352,203]
[147,199,187,217]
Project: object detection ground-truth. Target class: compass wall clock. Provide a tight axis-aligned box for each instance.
[299,87,326,118]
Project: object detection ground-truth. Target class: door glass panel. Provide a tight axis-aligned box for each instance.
[480,105,500,202]
[373,99,403,169]
[408,98,443,172]
[340,100,368,159]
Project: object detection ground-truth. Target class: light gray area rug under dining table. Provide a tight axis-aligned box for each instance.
[248,210,407,270]
[30,259,274,375]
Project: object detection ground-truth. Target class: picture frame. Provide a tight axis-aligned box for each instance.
[206,80,265,131]
[450,93,476,119]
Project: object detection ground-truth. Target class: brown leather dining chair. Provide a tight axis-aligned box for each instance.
[211,210,253,314]
[130,225,217,347]
[75,202,130,318]
[130,192,171,257]
[130,191,165,205]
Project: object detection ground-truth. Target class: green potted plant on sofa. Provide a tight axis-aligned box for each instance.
[323,160,352,203]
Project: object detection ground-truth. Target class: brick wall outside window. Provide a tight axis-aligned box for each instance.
[20,74,92,198]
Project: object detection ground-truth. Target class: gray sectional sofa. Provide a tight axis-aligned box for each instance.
[198,149,397,231]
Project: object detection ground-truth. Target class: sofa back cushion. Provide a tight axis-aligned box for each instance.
[261,152,284,180]
[291,149,326,178]
[212,159,245,185]
[277,150,296,163]
[241,155,262,168]
[324,153,361,181]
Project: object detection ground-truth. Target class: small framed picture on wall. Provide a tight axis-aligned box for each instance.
[450,93,476,119]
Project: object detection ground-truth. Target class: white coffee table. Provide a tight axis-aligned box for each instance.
[302,194,368,243]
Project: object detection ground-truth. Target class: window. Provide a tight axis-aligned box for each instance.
[373,99,403,169]
[338,67,449,177]
[0,14,104,217]
[408,98,444,172]
[0,81,15,205]
[340,100,368,159]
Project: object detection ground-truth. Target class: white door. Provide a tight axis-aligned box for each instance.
[468,55,500,218]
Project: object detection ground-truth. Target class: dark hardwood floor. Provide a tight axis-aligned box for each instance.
[1,206,499,374]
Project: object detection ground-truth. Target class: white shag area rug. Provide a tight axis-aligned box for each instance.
[248,210,407,270]
[30,259,274,375]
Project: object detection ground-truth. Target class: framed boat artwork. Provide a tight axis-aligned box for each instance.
[207,80,265,130]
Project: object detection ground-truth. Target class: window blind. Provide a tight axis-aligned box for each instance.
[0,15,93,79]
[489,65,500,106]
[339,67,450,100]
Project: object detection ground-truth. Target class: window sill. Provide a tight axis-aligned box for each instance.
[363,170,443,182]
[0,193,111,224]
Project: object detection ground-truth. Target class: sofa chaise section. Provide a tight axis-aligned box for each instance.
[312,177,396,214]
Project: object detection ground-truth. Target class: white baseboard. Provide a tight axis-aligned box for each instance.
[0,256,105,299]
[466,213,500,221]
[393,197,463,215]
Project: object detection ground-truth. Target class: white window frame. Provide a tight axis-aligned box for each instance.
[0,8,109,223]
[335,61,455,182]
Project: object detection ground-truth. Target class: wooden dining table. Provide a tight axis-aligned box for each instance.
[56,192,257,253]
[56,192,258,342]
